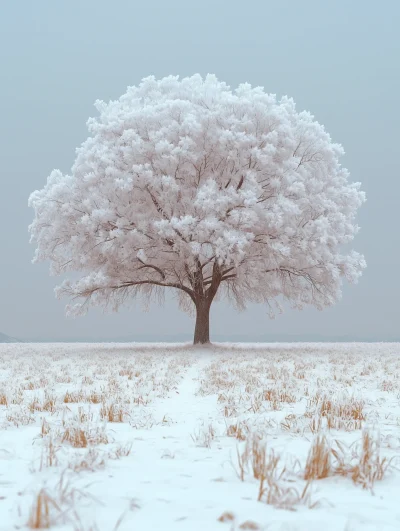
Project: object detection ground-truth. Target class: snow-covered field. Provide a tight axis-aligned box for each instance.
[1,343,400,530]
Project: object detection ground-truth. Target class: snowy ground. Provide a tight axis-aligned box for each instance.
[1,343,400,530]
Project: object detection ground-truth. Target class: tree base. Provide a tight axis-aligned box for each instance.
[193,301,211,344]
[193,339,212,346]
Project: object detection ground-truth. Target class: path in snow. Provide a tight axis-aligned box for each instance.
[72,350,241,531]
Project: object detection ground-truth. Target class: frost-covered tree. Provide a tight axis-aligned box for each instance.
[29,74,366,344]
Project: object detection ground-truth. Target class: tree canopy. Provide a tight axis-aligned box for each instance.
[29,74,366,343]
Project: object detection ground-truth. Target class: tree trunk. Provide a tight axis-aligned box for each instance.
[193,300,211,344]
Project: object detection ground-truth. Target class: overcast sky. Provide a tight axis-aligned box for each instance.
[0,0,399,341]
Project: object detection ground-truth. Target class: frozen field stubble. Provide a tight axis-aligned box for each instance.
[0,343,400,530]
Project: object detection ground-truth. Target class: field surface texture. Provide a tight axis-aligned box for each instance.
[0,343,400,530]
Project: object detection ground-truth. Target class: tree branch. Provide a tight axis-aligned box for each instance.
[137,258,166,280]
[77,279,196,304]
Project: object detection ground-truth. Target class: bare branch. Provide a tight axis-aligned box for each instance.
[76,279,196,304]
[137,258,166,280]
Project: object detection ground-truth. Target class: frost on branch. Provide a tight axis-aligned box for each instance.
[28,74,366,340]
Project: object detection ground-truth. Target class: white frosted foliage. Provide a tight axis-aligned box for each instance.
[29,74,366,324]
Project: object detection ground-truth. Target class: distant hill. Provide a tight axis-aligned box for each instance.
[0,332,21,343]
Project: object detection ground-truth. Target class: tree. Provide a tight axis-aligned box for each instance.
[29,74,366,344]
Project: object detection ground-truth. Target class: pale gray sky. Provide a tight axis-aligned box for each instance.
[0,0,399,341]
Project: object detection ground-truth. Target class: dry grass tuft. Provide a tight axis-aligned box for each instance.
[28,471,99,528]
[108,443,133,459]
[319,394,365,421]
[39,436,60,470]
[263,387,297,405]
[301,426,395,492]
[235,443,249,482]
[6,410,35,427]
[63,390,85,403]
[234,434,318,510]
[88,390,103,404]
[260,477,317,510]
[303,393,366,432]
[61,426,89,448]
[40,418,51,437]
[226,421,248,441]
[100,402,126,423]
[249,436,270,481]
[68,448,106,473]
[332,426,393,492]
[43,394,57,413]
[239,520,261,530]
[218,511,235,522]
[257,449,317,509]
[0,390,8,406]
[27,488,61,529]
[304,434,332,480]
[60,423,109,448]
[191,422,216,448]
